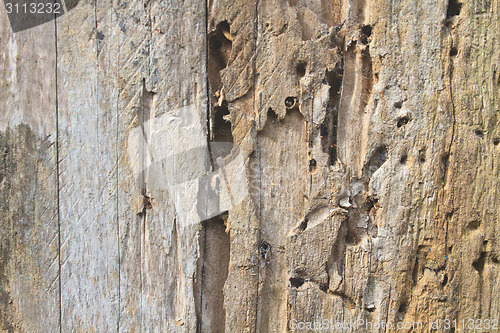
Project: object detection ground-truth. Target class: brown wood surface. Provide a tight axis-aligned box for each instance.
[0,0,499,331]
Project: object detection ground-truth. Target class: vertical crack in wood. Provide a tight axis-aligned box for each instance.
[138,76,154,330]
[444,39,457,248]
[253,0,261,330]
[196,0,210,328]
[202,11,236,329]
[322,59,344,165]
[54,14,62,333]
[198,213,230,333]
[116,68,121,333]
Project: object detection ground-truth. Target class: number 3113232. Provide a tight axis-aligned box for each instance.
[5,2,61,14]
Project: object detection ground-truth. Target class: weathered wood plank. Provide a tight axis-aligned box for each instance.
[112,0,151,330]
[141,1,207,331]
[116,0,208,330]
[0,15,59,333]
[56,0,119,330]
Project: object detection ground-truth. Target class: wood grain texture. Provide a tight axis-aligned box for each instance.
[56,0,119,330]
[0,12,59,333]
[0,0,498,331]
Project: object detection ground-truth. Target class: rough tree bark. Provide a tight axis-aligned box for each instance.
[0,0,498,332]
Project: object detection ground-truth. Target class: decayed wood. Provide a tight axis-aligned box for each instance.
[215,0,499,331]
[1,0,499,331]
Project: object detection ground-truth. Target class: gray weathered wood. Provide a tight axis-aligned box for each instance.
[56,0,120,330]
[0,16,59,332]
[1,0,499,331]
